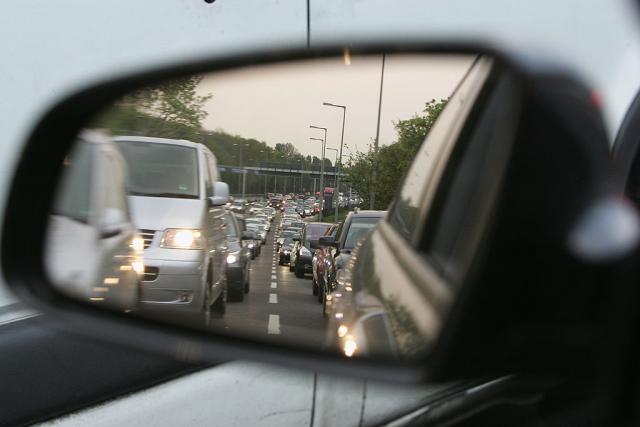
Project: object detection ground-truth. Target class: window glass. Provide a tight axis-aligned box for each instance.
[54,141,93,223]
[389,58,490,244]
[344,217,381,250]
[114,141,199,199]
[103,151,128,213]
[303,224,332,246]
[225,214,239,238]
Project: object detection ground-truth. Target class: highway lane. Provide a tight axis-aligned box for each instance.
[220,214,327,348]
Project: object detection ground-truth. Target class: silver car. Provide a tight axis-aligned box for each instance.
[113,136,229,317]
[47,131,142,311]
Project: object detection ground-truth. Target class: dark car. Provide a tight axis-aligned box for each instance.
[291,222,332,278]
[224,212,252,302]
[317,210,385,314]
[235,215,261,258]
[278,237,295,265]
[312,223,339,302]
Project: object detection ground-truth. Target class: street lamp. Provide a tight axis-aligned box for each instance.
[323,102,347,220]
[309,126,327,221]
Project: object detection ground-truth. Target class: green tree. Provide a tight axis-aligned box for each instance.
[346,98,447,209]
[91,76,212,140]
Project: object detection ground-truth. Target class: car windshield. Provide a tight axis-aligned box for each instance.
[115,141,199,199]
[225,215,239,238]
[283,238,294,246]
[343,217,382,250]
[304,224,332,246]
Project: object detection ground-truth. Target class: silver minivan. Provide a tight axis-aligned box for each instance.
[112,136,229,318]
[47,131,143,311]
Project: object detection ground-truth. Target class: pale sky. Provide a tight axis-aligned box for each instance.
[197,54,474,159]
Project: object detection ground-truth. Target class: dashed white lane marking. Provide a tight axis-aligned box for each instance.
[269,293,278,303]
[271,281,277,289]
[271,274,277,280]
[268,314,280,334]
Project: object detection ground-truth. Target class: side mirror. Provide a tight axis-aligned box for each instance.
[210,181,229,206]
[98,208,128,238]
[309,239,319,249]
[319,236,338,248]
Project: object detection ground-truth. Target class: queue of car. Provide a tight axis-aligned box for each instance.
[51,134,286,319]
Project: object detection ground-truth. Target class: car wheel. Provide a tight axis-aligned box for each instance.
[295,261,304,278]
[289,262,294,272]
[212,285,227,312]
[244,269,250,294]
[312,277,318,296]
[322,289,328,317]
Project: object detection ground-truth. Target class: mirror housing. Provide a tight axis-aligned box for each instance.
[98,208,128,238]
[4,43,631,387]
[209,181,229,206]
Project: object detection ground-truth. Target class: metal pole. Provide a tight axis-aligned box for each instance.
[242,171,246,199]
[371,54,385,210]
[323,103,347,221]
[310,127,327,221]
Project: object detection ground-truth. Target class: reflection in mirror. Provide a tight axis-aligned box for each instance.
[47,53,479,361]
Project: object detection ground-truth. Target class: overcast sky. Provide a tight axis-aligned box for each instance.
[197,53,474,160]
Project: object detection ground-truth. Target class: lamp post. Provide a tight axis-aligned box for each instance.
[326,147,339,188]
[322,102,346,220]
[309,128,327,221]
[371,54,386,209]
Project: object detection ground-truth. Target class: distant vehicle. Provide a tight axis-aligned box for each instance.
[47,131,142,311]
[224,212,252,302]
[290,222,333,278]
[318,210,386,313]
[112,136,229,317]
[278,237,295,265]
[312,223,340,307]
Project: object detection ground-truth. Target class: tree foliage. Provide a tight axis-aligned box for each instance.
[346,98,447,210]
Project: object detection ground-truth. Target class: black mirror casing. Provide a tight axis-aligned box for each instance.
[2,42,628,386]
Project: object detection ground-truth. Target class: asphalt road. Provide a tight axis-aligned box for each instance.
[219,214,327,348]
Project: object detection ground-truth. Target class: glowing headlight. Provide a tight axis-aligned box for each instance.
[227,253,239,264]
[283,250,290,255]
[132,260,145,275]
[160,229,203,249]
[248,243,254,249]
[343,335,357,357]
[337,325,348,338]
[131,236,145,253]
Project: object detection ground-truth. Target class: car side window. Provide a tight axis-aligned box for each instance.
[103,150,129,215]
[423,69,518,281]
[388,58,491,247]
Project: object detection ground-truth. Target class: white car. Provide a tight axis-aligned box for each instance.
[46,131,142,311]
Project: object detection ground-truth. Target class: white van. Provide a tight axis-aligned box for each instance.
[113,136,229,318]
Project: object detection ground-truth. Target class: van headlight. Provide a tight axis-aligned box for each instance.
[131,236,145,253]
[160,229,203,249]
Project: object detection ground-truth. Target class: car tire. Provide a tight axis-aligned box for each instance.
[244,269,250,294]
[322,289,328,317]
[295,261,304,278]
[212,286,227,313]
[289,262,294,272]
[318,283,323,303]
[312,277,318,296]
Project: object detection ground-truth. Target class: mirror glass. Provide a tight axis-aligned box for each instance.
[46,53,479,361]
